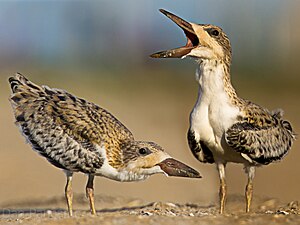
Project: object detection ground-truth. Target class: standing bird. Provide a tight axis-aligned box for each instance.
[8,73,201,216]
[151,9,295,214]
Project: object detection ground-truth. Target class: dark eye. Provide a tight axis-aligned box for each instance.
[138,148,150,155]
[211,29,219,37]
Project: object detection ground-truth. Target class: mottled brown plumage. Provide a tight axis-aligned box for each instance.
[9,73,201,216]
[10,74,132,173]
[151,9,295,214]
[226,108,293,165]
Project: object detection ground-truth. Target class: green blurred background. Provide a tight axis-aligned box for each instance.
[0,0,299,207]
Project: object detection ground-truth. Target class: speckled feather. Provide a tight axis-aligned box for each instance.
[8,71,203,216]
[226,106,294,165]
[187,129,214,163]
[9,73,136,173]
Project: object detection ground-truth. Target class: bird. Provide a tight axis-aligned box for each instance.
[151,9,295,214]
[8,73,201,216]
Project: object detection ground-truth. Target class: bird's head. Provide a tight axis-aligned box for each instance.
[150,9,232,65]
[118,140,201,181]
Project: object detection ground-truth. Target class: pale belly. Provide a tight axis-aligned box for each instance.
[190,101,250,164]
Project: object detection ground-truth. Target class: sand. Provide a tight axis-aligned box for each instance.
[1,194,300,225]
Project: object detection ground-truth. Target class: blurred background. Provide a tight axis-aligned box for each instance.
[0,0,299,208]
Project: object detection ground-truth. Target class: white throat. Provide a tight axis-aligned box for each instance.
[194,59,238,104]
[196,59,228,100]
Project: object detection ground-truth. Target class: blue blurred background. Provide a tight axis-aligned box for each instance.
[0,0,298,76]
[0,0,299,209]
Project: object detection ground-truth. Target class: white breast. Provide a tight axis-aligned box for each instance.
[190,61,242,161]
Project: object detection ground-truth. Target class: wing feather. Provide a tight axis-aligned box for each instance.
[187,129,214,164]
[225,108,295,165]
[9,73,133,172]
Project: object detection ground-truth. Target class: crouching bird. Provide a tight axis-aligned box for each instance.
[8,73,201,216]
[151,9,295,214]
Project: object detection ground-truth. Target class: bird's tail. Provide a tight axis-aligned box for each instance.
[8,73,43,106]
[9,73,42,94]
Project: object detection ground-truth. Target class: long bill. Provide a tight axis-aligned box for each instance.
[150,9,199,58]
[157,158,201,178]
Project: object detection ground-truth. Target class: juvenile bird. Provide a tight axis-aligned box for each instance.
[151,9,295,214]
[8,73,201,216]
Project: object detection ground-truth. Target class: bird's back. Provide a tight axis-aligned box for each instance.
[9,73,134,173]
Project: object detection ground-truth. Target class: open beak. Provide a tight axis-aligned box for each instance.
[150,9,199,58]
[157,158,201,178]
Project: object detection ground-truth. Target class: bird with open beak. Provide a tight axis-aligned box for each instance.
[8,73,201,216]
[151,9,294,214]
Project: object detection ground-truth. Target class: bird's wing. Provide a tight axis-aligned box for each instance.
[187,129,214,163]
[225,104,295,165]
[9,73,134,172]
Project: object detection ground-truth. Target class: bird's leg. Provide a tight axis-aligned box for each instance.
[217,163,227,214]
[86,174,96,215]
[65,171,73,217]
[245,166,255,213]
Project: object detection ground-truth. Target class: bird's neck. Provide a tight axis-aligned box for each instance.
[195,59,239,106]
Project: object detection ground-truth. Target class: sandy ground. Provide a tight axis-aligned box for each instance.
[1,70,300,224]
[0,194,300,225]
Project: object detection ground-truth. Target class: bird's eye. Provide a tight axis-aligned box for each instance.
[211,29,219,37]
[138,148,150,155]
